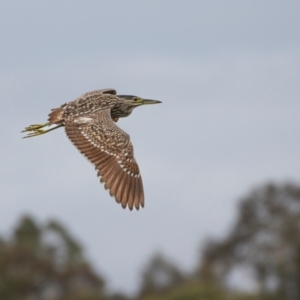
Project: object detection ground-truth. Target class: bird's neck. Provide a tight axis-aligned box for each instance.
[111,103,133,118]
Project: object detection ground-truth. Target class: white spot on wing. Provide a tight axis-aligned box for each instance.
[74,117,93,124]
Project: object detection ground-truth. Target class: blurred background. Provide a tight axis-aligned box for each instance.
[1,1,300,299]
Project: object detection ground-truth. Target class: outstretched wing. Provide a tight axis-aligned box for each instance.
[64,109,144,210]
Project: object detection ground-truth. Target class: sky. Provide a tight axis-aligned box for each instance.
[1,0,300,295]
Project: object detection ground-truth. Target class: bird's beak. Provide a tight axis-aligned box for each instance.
[141,99,162,105]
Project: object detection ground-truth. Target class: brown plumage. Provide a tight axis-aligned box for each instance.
[22,88,161,211]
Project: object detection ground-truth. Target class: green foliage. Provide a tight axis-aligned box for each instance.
[138,253,185,297]
[0,215,105,300]
[138,282,267,300]
[139,282,225,300]
[196,183,300,300]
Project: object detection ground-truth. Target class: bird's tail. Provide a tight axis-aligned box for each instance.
[22,105,65,138]
[48,108,64,124]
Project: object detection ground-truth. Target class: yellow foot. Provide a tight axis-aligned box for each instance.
[23,129,47,139]
[22,122,50,133]
[22,123,63,139]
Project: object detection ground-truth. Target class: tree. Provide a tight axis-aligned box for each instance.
[196,183,300,300]
[138,253,185,297]
[0,215,106,300]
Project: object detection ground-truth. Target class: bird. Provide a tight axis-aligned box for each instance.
[22,88,161,211]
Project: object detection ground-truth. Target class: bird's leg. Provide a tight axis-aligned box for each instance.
[22,124,63,139]
[22,122,51,132]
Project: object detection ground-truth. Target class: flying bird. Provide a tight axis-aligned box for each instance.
[22,89,161,210]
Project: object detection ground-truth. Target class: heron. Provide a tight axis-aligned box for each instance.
[22,89,161,210]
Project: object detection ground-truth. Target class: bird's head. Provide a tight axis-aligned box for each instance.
[118,95,161,107]
[112,95,162,118]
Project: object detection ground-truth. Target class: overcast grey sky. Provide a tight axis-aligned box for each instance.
[1,1,300,295]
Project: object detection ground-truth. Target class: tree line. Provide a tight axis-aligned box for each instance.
[0,182,299,300]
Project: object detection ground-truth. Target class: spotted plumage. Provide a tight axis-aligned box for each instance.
[22,89,161,210]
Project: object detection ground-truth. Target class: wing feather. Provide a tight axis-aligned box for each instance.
[64,109,144,210]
